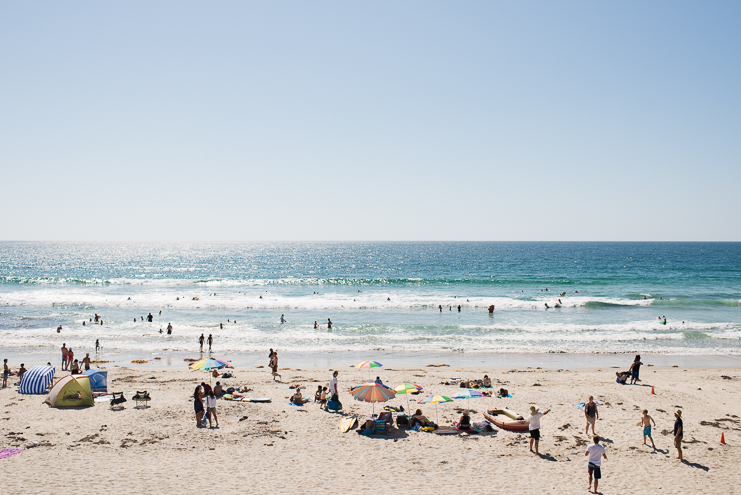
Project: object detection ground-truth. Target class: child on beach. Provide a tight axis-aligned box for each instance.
[641,409,656,448]
[205,390,218,428]
[318,386,328,409]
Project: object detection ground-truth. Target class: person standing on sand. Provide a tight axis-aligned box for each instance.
[585,396,599,435]
[194,385,205,427]
[586,435,607,493]
[629,355,643,384]
[61,344,69,371]
[205,390,219,428]
[641,409,656,448]
[82,353,91,371]
[329,370,339,400]
[528,405,550,455]
[208,334,213,351]
[2,359,9,388]
[199,334,204,352]
[674,410,683,461]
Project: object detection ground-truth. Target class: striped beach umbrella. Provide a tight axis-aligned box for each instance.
[188,358,230,370]
[351,382,396,416]
[452,389,485,413]
[355,360,383,380]
[394,383,423,413]
[418,394,453,425]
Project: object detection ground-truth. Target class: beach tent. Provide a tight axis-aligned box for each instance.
[45,375,94,408]
[83,369,108,391]
[19,366,55,394]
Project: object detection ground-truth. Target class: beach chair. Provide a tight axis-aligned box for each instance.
[373,419,390,435]
[132,391,150,408]
[110,392,127,408]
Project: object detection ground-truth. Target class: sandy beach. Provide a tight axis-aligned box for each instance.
[1,362,739,494]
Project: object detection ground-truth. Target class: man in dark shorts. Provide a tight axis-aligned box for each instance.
[629,354,643,384]
[586,435,607,493]
[527,405,551,454]
[674,410,683,461]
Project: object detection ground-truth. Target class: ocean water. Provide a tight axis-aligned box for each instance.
[1,242,740,364]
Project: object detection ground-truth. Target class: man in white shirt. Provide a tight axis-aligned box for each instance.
[329,370,339,400]
[585,435,607,493]
[527,405,551,454]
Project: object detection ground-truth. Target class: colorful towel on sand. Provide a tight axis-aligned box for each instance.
[497,393,513,398]
[0,449,24,459]
[574,400,605,410]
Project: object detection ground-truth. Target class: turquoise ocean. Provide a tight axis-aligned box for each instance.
[1,242,740,366]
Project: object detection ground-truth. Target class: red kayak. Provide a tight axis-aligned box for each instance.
[484,409,529,432]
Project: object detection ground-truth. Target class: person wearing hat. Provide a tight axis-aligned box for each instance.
[528,405,551,454]
[673,410,683,461]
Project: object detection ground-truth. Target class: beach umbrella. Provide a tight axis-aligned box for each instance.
[189,357,231,384]
[452,389,485,413]
[394,383,423,413]
[418,395,453,425]
[351,382,396,416]
[355,360,383,380]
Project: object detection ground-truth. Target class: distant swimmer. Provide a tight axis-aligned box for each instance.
[167,323,173,334]
[259,295,263,299]
[199,334,205,352]
[554,303,561,308]
[134,318,137,323]
[327,318,333,330]
[82,320,85,326]
[208,334,213,351]
[159,310,162,315]
[280,314,286,323]
[94,314,99,322]
[387,297,391,301]
[574,291,579,294]
[147,313,153,322]
[95,339,100,352]
[314,321,318,329]
[457,305,461,312]
[643,296,647,300]
[220,323,223,329]
[488,305,495,314]
[560,292,566,297]
[545,303,550,309]
[57,325,62,333]
[439,305,443,312]
[558,299,562,305]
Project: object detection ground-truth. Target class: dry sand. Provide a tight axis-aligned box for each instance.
[1,363,740,494]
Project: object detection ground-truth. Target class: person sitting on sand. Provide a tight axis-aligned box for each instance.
[290,387,306,404]
[375,376,390,389]
[314,385,323,402]
[70,359,80,374]
[411,409,431,428]
[194,385,205,427]
[482,375,492,388]
[458,411,472,430]
[212,369,220,378]
[213,381,224,398]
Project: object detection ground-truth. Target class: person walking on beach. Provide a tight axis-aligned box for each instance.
[674,410,683,461]
[585,396,599,435]
[528,405,550,455]
[629,355,643,384]
[2,359,9,388]
[586,435,607,493]
[199,334,205,352]
[641,409,656,448]
[61,343,69,371]
[207,334,213,351]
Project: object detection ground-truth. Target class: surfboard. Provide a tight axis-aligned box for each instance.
[339,417,357,432]
[244,397,271,403]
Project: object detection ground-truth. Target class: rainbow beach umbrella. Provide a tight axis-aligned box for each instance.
[418,394,453,425]
[189,358,230,370]
[351,382,396,416]
[355,360,383,380]
[452,389,485,413]
[394,383,423,413]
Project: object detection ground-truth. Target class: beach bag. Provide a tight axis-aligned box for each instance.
[327,399,342,411]
[397,415,409,427]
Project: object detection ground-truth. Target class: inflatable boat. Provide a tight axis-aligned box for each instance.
[484,409,530,432]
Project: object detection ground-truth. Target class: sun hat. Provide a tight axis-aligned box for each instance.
[675,410,682,417]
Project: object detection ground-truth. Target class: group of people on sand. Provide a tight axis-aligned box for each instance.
[193,382,220,428]
[60,344,93,374]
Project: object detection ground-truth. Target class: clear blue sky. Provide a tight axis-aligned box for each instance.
[1,1,739,241]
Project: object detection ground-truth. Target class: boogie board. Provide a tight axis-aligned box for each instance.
[339,417,357,433]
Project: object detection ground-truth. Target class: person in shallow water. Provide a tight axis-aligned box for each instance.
[327,318,332,329]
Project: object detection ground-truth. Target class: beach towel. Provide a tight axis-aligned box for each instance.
[94,395,114,402]
[574,400,605,410]
[497,393,513,398]
[289,402,305,406]
[0,449,24,459]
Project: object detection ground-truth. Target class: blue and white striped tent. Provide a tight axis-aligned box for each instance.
[19,366,55,394]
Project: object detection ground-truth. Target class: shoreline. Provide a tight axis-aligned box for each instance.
[2,347,739,369]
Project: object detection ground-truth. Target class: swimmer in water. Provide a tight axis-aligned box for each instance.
[280,314,286,323]
[314,321,318,329]
[327,318,332,330]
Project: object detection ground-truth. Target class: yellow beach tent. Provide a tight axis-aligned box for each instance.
[46,375,94,408]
